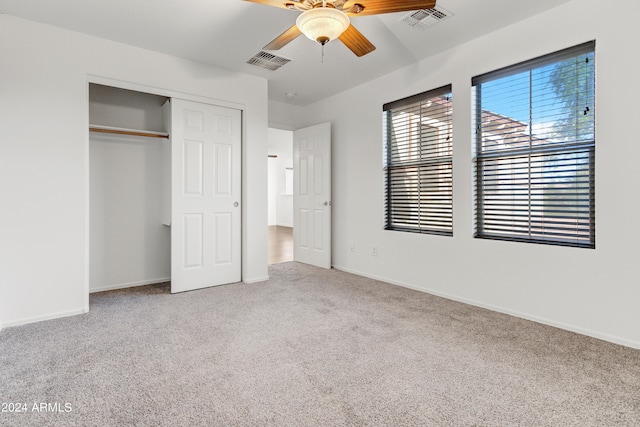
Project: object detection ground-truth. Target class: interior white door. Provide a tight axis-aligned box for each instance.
[293,122,331,269]
[170,98,241,293]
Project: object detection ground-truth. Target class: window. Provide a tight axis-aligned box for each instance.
[473,41,595,248]
[383,85,453,235]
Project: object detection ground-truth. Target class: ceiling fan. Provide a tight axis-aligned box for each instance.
[244,0,437,57]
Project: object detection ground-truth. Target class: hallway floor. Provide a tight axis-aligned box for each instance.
[268,226,293,264]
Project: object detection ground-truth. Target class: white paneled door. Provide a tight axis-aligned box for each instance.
[170,99,241,293]
[293,122,331,269]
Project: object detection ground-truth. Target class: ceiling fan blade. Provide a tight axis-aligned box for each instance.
[344,0,436,16]
[243,0,297,12]
[263,24,303,50]
[338,24,376,57]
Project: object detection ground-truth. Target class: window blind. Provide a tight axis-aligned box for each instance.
[473,41,595,248]
[383,85,453,235]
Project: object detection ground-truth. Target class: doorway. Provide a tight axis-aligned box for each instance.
[267,123,332,268]
[267,128,294,264]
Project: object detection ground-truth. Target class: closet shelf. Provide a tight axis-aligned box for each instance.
[89,124,169,139]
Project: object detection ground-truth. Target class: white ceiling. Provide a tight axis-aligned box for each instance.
[0,0,572,106]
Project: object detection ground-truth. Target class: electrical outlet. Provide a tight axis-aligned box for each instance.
[372,246,378,257]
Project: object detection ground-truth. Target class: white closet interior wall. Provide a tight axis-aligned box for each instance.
[89,84,171,292]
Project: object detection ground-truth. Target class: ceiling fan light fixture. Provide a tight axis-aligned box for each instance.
[296,7,350,46]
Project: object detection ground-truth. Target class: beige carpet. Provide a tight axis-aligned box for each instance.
[1,262,639,426]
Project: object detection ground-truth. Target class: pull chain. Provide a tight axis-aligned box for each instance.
[320,1,327,63]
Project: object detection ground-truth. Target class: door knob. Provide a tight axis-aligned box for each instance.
[234,202,239,207]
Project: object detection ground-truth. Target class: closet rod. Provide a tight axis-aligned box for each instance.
[89,125,169,139]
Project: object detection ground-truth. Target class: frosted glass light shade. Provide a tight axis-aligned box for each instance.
[296,8,350,45]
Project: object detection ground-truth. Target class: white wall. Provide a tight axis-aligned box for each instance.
[0,14,269,328]
[268,157,278,226]
[90,138,171,291]
[298,0,640,348]
[267,128,294,227]
[89,84,168,131]
[268,100,305,131]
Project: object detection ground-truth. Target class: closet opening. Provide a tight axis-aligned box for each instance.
[89,83,171,293]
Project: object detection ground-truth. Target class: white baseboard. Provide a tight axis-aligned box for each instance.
[333,264,640,350]
[243,275,269,284]
[90,277,171,293]
[2,307,87,330]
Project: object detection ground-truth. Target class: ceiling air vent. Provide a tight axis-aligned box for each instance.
[247,51,291,71]
[399,6,453,30]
